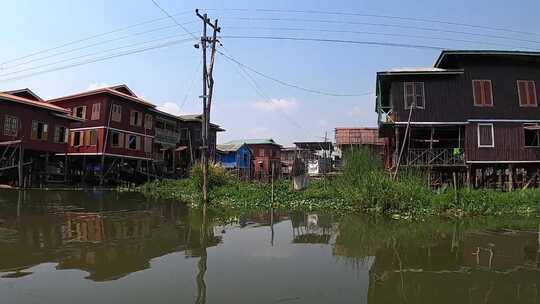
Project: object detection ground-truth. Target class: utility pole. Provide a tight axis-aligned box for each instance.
[195,9,220,209]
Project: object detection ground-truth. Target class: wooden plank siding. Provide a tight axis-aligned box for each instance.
[389,65,540,122]
[465,123,540,162]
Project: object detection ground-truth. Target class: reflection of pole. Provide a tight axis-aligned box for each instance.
[270,207,274,246]
[17,190,22,218]
[196,211,208,304]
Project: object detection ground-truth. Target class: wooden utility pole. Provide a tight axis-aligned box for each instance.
[195,9,220,207]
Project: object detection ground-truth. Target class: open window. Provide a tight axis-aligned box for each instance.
[477,123,494,148]
[111,131,124,148]
[31,121,48,141]
[3,115,19,136]
[54,126,68,143]
[404,82,425,109]
[524,123,540,147]
[127,134,140,150]
[73,106,87,119]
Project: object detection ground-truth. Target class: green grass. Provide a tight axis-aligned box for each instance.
[141,149,540,217]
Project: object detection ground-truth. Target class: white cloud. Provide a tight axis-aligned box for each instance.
[252,98,298,113]
[247,127,271,138]
[157,102,184,116]
[87,82,111,91]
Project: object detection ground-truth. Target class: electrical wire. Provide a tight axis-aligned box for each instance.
[226,26,538,51]
[0,10,192,67]
[220,17,540,46]
[1,22,197,71]
[0,33,196,78]
[217,48,373,97]
[203,8,540,37]
[0,38,195,82]
[151,0,198,39]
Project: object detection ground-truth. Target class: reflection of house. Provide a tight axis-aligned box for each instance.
[216,142,252,179]
[291,213,334,244]
[0,202,220,282]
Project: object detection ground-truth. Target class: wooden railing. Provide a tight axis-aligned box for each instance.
[405,148,465,166]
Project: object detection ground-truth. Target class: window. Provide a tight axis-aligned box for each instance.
[127,134,140,150]
[472,80,493,107]
[3,115,18,136]
[72,131,84,147]
[524,123,540,147]
[111,131,124,148]
[91,103,101,120]
[477,124,494,148]
[130,110,142,127]
[31,121,48,141]
[404,82,425,109]
[54,126,68,143]
[518,80,537,107]
[144,137,152,153]
[89,129,98,146]
[259,149,265,157]
[73,106,87,119]
[111,104,122,122]
[144,114,153,129]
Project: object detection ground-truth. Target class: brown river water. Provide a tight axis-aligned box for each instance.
[0,189,539,303]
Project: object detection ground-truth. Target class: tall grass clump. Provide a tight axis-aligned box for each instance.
[336,147,431,214]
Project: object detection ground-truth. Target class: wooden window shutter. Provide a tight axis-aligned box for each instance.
[404,82,414,109]
[528,81,537,106]
[83,130,90,146]
[70,131,75,146]
[31,121,38,140]
[130,111,135,126]
[518,80,528,106]
[118,132,124,148]
[42,124,48,140]
[91,103,101,120]
[473,80,483,106]
[482,81,493,106]
[144,137,152,153]
[136,136,141,151]
[64,128,69,143]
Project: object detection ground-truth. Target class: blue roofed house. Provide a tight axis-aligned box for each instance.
[216,141,252,179]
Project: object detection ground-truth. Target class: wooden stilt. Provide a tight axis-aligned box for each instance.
[508,164,514,192]
[18,143,24,188]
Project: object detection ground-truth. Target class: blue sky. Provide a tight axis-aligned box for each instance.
[1,0,539,145]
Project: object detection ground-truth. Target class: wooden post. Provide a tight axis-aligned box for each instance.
[466,166,471,190]
[453,172,458,205]
[82,156,87,184]
[498,169,503,191]
[44,152,49,184]
[508,164,514,191]
[18,143,24,189]
[64,153,68,183]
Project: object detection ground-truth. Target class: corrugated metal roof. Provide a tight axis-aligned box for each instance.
[217,143,246,152]
[223,139,281,147]
[48,85,155,107]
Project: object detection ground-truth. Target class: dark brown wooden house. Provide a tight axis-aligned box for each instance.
[377,50,540,189]
[0,89,80,187]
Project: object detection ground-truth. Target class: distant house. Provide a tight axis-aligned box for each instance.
[335,127,389,166]
[178,114,225,163]
[225,139,282,180]
[216,142,252,178]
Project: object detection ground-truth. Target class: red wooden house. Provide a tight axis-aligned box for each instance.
[48,85,156,184]
[0,89,80,186]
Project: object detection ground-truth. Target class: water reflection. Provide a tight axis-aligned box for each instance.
[0,190,539,303]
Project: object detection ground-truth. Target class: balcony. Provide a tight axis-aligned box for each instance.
[154,128,180,146]
[404,148,465,167]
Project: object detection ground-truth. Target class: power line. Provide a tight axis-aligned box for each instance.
[0,33,195,78]
[203,8,540,37]
[150,0,198,39]
[221,35,445,50]
[220,17,540,46]
[1,22,197,71]
[226,26,538,51]
[217,48,373,97]
[0,10,192,67]
[0,38,195,82]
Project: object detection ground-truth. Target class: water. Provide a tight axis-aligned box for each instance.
[0,190,539,304]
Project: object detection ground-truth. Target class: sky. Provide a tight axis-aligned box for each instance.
[1,0,539,145]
